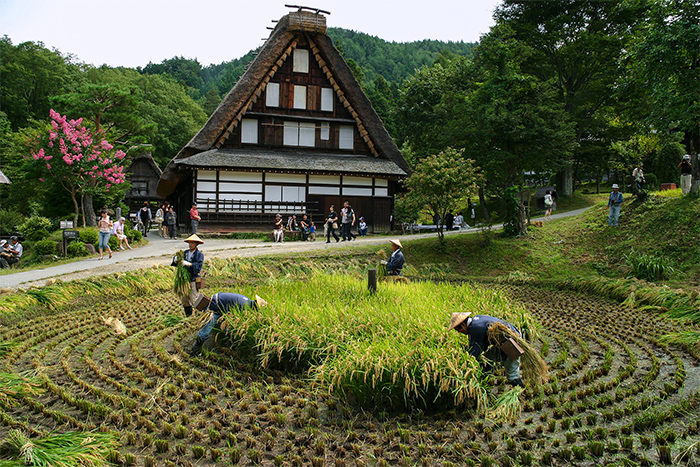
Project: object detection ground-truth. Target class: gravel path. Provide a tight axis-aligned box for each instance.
[0,207,592,291]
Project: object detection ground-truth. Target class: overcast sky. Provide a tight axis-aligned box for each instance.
[0,0,502,68]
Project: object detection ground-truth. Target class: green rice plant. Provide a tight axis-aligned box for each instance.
[486,387,522,423]
[0,430,117,467]
[0,340,18,357]
[219,273,536,411]
[624,248,675,281]
[172,250,191,296]
[0,372,44,408]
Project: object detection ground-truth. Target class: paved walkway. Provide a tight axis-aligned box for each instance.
[0,207,592,290]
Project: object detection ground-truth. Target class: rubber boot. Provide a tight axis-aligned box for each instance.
[189,337,205,356]
[184,306,193,317]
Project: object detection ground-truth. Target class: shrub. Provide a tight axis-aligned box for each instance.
[67,241,89,257]
[18,216,53,241]
[80,228,99,246]
[33,239,57,256]
[0,209,26,236]
[126,224,142,242]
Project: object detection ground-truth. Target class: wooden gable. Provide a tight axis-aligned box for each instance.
[216,35,376,157]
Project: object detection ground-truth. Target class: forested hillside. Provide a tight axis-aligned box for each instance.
[0,0,697,230]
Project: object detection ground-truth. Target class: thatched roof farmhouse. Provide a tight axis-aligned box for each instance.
[157,8,410,233]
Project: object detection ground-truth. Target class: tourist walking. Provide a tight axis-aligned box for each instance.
[97,209,113,260]
[138,202,152,237]
[340,201,356,241]
[166,206,177,239]
[679,154,692,195]
[544,190,554,220]
[608,184,623,227]
[325,205,340,243]
[155,204,165,237]
[632,164,645,195]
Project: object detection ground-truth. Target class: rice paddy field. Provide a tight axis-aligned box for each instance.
[1,252,700,466]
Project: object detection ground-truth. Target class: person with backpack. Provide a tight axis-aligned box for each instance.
[138,202,152,237]
[340,201,356,241]
[679,154,693,195]
[544,190,554,220]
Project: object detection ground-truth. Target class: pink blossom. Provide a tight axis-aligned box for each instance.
[39,178,45,182]
[46,163,51,169]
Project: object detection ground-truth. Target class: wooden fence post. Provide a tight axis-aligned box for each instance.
[368,269,377,295]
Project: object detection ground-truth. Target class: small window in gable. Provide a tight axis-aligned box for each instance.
[241,119,258,144]
[266,82,280,107]
[293,85,307,110]
[283,121,299,146]
[299,122,315,147]
[339,125,354,150]
[283,122,316,148]
[320,122,330,141]
[293,49,309,73]
[321,88,334,112]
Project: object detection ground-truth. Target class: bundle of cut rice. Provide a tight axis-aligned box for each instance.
[487,322,549,386]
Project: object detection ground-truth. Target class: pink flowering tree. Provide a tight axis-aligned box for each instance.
[29,109,127,227]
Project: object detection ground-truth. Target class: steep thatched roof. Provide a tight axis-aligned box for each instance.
[127,153,162,177]
[158,10,409,198]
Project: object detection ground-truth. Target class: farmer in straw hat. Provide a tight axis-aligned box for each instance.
[189,292,268,356]
[180,234,205,317]
[449,312,525,388]
[382,239,405,276]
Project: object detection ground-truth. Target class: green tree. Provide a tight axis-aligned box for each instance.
[0,37,81,129]
[493,0,642,194]
[620,0,700,191]
[142,56,204,95]
[134,73,208,168]
[397,148,483,242]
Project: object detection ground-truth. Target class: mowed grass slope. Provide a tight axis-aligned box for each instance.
[406,192,700,287]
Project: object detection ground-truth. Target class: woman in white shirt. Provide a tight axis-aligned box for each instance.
[114,217,133,250]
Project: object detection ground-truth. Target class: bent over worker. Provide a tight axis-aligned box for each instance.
[449,312,525,388]
[189,292,268,356]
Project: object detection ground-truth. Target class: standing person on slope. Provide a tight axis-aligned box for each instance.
[179,234,204,317]
[607,184,624,227]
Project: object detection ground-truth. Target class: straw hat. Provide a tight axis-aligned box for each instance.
[448,312,472,331]
[184,234,204,245]
[390,239,403,249]
[255,295,268,308]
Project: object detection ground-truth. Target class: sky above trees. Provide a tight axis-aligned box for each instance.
[0,0,501,68]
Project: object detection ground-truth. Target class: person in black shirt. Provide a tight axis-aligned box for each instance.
[325,205,340,243]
